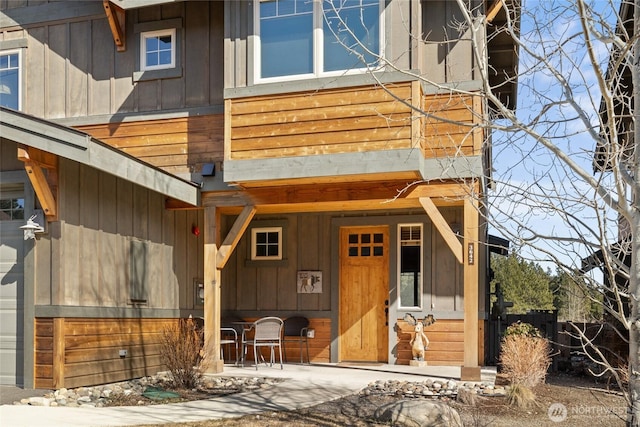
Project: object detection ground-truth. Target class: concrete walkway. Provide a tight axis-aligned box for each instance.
[0,364,496,427]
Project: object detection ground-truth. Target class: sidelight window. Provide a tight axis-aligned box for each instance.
[398,224,422,309]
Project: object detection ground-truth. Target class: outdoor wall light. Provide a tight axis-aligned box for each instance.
[194,279,205,306]
[20,215,44,240]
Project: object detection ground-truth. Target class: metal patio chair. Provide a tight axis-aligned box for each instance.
[241,316,284,370]
[220,327,239,365]
[282,316,310,364]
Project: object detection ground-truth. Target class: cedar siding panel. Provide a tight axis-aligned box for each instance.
[422,94,483,159]
[34,318,176,389]
[75,114,224,176]
[228,85,415,161]
[396,319,484,366]
[226,85,482,185]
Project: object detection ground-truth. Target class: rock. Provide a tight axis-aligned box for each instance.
[28,397,51,406]
[374,400,462,427]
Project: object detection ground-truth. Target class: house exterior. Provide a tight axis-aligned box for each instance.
[0,0,518,388]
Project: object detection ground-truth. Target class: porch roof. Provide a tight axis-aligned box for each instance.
[0,106,200,207]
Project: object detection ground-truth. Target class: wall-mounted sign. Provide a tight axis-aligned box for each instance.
[297,271,322,293]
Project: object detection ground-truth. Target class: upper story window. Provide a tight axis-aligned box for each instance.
[398,224,423,309]
[256,0,382,82]
[0,50,21,110]
[141,29,175,71]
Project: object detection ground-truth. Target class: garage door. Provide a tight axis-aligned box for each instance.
[0,192,25,386]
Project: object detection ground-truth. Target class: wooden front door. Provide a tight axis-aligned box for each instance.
[339,226,389,362]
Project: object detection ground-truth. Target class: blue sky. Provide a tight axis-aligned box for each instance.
[487,0,623,273]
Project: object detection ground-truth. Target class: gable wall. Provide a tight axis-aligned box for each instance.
[1,1,224,119]
[32,155,203,311]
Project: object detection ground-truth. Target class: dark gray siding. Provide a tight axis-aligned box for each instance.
[1,1,224,119]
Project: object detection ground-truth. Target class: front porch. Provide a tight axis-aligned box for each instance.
[216,362,497,384]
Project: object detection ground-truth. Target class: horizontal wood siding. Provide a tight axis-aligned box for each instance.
[228,84,415,160]
[35,318,177,389]
[395,319,484,366]
[34,318,54,389]
[235,318,331,364]
[422,94,483,159]
[75,114,224,176]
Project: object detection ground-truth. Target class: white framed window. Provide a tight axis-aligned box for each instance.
[255,0,383,82]
[140,29,175,71]
[0,50,21,110]
[251,227,283,260]
[398,224,423,310]
[0,197,24,221]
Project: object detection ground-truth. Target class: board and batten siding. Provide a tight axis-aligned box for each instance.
[224,0,480,89]
[224,0,413,89]
[33,158,203,310]
[1,1,224,119]
[222,214,332,313]
[420,0,483,84]
[222,210,466,314]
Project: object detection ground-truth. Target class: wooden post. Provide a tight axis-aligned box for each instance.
[461,197,481,381]
[203,206,223,373]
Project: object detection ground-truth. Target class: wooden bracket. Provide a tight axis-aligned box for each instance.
[486,0,504,23]
[216,205,256,269]
[419,197,463,264]
[18,147,58,220]
[103,0,126,52]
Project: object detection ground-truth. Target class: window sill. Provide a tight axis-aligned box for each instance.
[245,259,289,268]
[224,69,420,99]
[133,67,182,82]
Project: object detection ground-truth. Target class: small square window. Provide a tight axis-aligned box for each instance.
[140,29,175,71]
[0,198,24,221]
[251,227,282,260]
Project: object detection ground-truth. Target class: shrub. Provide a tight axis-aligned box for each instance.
[506,383,537,409]
[160,317,207,389]
[499,322,552,389]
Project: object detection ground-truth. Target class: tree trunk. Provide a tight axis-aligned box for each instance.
[629,4,640,425]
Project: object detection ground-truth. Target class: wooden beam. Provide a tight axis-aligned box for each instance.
[419,197,463,264]
[103,0,126,52]
[165,198,202,210]
[216,205,256,269]
[486,0,504,23]
[17,146,57,169]
[19,148,58,219]
[203,206,223,373]
[406,182,472,200]
[462,197,480,378]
